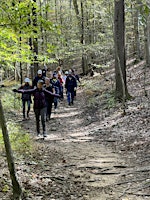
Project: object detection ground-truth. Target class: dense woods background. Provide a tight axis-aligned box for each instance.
[0,0,149,80]
[0,1,150,199]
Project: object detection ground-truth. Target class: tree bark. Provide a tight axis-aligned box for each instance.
[114,0,130,100]
[133,6,141,60]
[73,0,87,74]
[144,14,150,67]
[32,0,39,76]
[0,100,22,200]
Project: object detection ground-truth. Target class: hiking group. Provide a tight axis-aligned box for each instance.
[13,66,80,138]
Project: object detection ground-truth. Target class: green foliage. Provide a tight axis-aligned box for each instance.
[0,122,33,155]
[0,122,32,154]
[0,87,32,155]
[103,92,116,108]
[8,122,32,153]
[0,0,59,70]
[1,88,21,111]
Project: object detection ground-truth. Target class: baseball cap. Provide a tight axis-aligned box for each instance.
[38,79,44,84]
[24,78,30,83]
[38,69,42,75]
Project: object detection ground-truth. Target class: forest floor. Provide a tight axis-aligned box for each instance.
[0,60,150,200]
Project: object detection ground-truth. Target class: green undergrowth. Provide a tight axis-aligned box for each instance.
[0,122,32,154]
[0,83,33,156]
[82,77,116,110]
[1,88,21,111]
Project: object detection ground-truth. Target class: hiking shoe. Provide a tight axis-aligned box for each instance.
[43,132,47,137]
[37,133,40,137]
[22,117,26,121]
[54,109,57,113]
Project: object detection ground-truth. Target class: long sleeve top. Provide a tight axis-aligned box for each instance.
[15,87,59,109]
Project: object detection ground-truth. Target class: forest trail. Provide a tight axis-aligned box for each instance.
[19,85,149,200]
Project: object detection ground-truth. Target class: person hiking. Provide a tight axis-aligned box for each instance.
[71,69,81,84]
[33,69,45,88]
[44,77,55,121]
[18,78,32,120]
[65,70,77,106]
[71,69,81,99]
[42,65,47,78]
[50,73,61,112]
[46,68,52,79]
[13,79,59,138]
[62,71,69,85]
[57,73,64,99]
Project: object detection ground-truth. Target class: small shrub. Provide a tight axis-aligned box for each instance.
[0,122,32,155]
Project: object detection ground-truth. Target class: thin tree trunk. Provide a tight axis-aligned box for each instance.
[32,0,38,75]
[19,35,23,85]
[145,14,150,67]
[114,0,130,100]
[55,0,58,22]
[0,100,22,200]
[39,0,44,53]
[80,0,88,75]
[73,0,87,74]
[133,2,141,61]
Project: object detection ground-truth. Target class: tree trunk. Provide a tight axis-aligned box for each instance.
[81,0,87,74]
[55,0,58,22]
[19,36,23,85]
[32,0,38,76]
[39,0,44,53]
[144,14,150,67]
[133,8,141,60]
[114,0,129,100]
[0,100,22,200]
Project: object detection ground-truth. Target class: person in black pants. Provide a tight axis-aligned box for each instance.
[18,78,32,120]
[65,71,77,106]
[13,80,59,137]
[44,77,55,121]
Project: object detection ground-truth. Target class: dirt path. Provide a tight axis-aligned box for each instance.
[19,88,149,200]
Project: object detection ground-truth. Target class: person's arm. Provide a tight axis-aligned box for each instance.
[44,89,60,97]
[74,77,77,88]
[65,77,68,89]
[13,88,35,94]
[76,74,81,83]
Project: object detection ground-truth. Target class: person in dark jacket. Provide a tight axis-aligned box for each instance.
[33,69,45,88]
[65,71,77,106]
[44,77,55,121]
[18,78,32,120]
[50,73,61,112]
[13,79,59,138]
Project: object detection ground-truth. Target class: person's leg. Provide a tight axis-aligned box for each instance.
[67,91,71,105]
[34,109,40,135]
[49,102,53,120]
[27,100,31,118]
[54,97,58,110]
[61,86,64,99]
[45,100,49,121]
[22,100,26,119]
[71,91,74,105]
[40,107,47,137]
[74,90,76,97]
